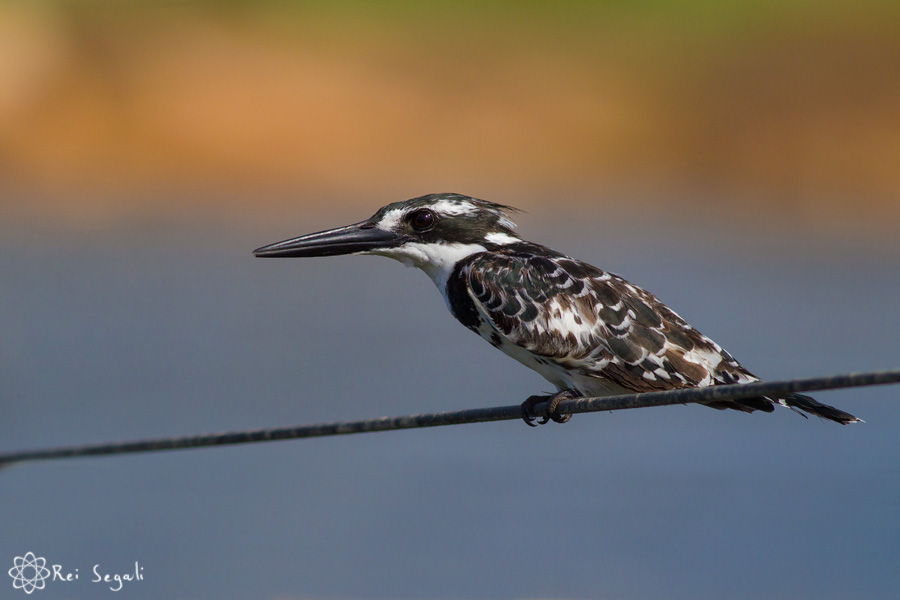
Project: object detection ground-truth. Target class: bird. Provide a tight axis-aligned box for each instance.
[253,193,860,426]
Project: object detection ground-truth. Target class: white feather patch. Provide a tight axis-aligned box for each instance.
[429,199,479,216]
[375,208,407,231]
[484,232,520,245]
[366,241,486,292]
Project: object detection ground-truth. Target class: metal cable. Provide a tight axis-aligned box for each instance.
[2,368,898,467]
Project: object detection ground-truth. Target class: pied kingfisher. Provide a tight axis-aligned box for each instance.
[254,193,859,426]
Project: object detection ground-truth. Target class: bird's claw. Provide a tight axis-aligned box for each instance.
[520,390,576,426]
[521,395,543,427]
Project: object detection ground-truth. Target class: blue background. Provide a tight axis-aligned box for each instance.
[2,203,898,599]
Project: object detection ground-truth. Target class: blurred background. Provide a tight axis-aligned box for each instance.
[2,0,899,227]
[2,1,899,599]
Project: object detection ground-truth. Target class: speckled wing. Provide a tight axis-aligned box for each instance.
[458,244,763,402]
[454,243,861,423]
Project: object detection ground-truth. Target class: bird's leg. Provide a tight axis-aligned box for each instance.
[545,390,577,423]
[520,389,578,426]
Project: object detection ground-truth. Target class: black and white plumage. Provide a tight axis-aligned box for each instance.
[254,193,859,425]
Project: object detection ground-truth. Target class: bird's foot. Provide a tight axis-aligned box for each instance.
[521,389,578,426]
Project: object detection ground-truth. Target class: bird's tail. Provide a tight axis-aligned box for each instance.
[707,392,861,424]
[776,392,862,425]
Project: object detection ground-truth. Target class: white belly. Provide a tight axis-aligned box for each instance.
[479,325,632,397]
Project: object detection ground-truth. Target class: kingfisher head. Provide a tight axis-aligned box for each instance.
[253,193,522,287]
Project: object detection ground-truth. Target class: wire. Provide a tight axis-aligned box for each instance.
[1,368,898,467]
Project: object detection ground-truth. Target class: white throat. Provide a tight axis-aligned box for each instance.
[365,241,487,292]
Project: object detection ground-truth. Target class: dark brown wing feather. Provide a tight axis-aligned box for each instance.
[459,244,859,423]
[462,244,753,392]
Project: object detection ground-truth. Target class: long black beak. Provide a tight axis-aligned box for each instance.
[253,221,402,258]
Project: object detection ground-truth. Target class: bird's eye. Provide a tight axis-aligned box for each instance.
[409,209,436,232]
